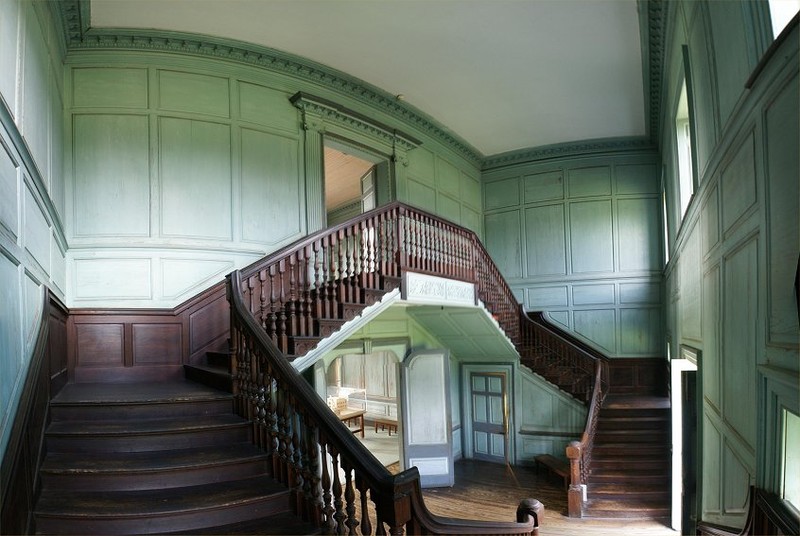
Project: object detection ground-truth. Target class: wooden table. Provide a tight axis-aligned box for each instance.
[335,408,365,438]
[373,416,398,436]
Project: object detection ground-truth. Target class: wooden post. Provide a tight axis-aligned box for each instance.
[566,441,583,518]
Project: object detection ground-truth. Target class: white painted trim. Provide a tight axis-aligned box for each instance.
[671,357,698,531]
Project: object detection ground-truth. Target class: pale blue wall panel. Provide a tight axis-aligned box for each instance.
[158,70,230,118]
[50,240,65,295]
[702,184,720,254]
[436,157,460,197]
[574,309,615,353]
[22,272,40,345]
[524,170,564,203]
[23,182,49,273]
[525,204,566,276]
[703,414,723,515]
[765,72,800,347]
[73,114,150,236]
[485,210,522,279]
[620,308,661,354]
[238,81,296,132]
[615,163,659,194]
[527,286,568,308]
[21,3,49,182]
[0,141,18,239]
[679,224,702,342]
[548,311,569,328]
[618,198,661,271]
[162,259,232,299]
[160,118,232,239]
[722,238,758,450]
[703,265,721,412]
[573,284,614,306]
[72,68,148,108]
[720,131,756,233]
[688,10,718,178]
[485,176,519,210]
[240,127,301,244]
[722,441,753,517]
[73,258,152,300]
[0,0,20,112]
[619,282,660,304]
[568,166,611,197]
[569,200,614,273]
[707,2,752,127]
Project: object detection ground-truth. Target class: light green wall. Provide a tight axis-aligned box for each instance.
[661,1,798,528]
[482,151,664,357]
[0,0,65,458]
[64,50,483,308]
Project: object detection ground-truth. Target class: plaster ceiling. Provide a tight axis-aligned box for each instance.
[90,0,647,157]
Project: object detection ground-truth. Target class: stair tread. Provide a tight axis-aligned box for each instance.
[163,511,320,535]
[51,380,231,405]
[41,443,267,474]
[47,413,247,436]
[36,475,287,517]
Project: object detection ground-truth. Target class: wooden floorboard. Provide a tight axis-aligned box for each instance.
[421,459,678,536]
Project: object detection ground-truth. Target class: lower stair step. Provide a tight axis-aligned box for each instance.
[585,498,670,519]
[40,443,270,491]
[35,475,290,535]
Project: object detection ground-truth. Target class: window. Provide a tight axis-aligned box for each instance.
[782,409,800,513]
[769,0,800,39]
[675,80,694,220]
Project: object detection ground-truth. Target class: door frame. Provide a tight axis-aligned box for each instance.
[461,363,515,464]
[671,348,699,532]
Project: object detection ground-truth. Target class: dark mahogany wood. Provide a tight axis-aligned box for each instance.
[608,357,668,396]
[68,282,229,383]
[1,289,68,534]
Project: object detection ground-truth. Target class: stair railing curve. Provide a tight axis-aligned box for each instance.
[228,271,542,535]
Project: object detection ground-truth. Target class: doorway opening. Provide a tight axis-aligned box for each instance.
[469,372,509,464]
[324,140,386,226]
[671,349,699,534]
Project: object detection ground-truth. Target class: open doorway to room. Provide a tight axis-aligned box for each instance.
[323,140,388,226]
[324,351,400,469]
[672,347,699,534]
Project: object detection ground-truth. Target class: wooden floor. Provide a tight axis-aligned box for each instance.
[421,459,679,536]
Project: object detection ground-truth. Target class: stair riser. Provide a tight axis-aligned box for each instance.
[584,509,670,519]
[40,459,270,492]
[34,493,289,535]
[594,432,669,443]
[50,400,233,421]
[47,426,251,453]
[597,420,669,431]
[600,409,670,419]
[591,460,668,471]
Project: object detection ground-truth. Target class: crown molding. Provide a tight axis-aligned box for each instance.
[56,0,482,167]
[644,0,667,144]
[290,92,421,153]
[482,137,657,171]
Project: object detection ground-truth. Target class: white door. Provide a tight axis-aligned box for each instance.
[399,349,454,487]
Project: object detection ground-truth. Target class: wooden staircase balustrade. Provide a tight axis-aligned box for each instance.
[228,273,542,535]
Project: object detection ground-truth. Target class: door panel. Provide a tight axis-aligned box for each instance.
[470,372,507,463]
[400,349,453,487]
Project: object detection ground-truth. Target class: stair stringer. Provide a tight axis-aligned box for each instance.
[291,288,401,372]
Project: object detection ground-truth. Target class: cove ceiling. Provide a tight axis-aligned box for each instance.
[89,0,647,156]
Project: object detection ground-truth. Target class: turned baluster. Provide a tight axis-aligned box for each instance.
[290,402,304,515]
[326,235,339,319]
[266,266,278,344]
[330,446,346,535]
[304,420,322,526]
[277,386,291,485]
[356,475,372,536]
[278,259,288,353]
[313,241,325,320]
[288,254,298,339]
[342,460,359,535]
[267,374,280,477]
[299,247,311,337]
[320,443,336,533]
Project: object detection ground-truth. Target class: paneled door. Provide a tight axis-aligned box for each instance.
[399,349,453,487]
[470,372,507,463]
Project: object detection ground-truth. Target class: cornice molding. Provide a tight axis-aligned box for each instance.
[290,92,421,153]
[645,0,667,144]
[482,137,656,171]
[56,1,482,167]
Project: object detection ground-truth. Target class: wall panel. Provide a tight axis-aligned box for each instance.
[485,211,522,279]
[525,204,566,276]
[570,200,613,273]
[72,67,148,108]
[158,70,229,118]
[0,141,19,238]
[720,131,756,234]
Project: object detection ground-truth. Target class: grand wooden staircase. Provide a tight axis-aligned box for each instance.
[4,202,666,533]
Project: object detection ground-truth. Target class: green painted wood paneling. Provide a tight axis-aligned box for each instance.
[460,172,481,210]
[569,200,614,273]
[720,131,756,233]
[0,0,21,111]
[407,147,435,186]
[436,157,460,197]
[406,177,437,213]
[72,67,148,108]
[620,308,661,354]
[0,143,18,239]
[485,211,522,279]
[703,414,723,515]
[158,70,230,118]
[24,183,50,273]
[703,265,721,412]
[22,2,49,182]
[238,81,296,131]
[524,170,564,203]
[524,205,566,276]
[573,309,615,353]
[619,282,660,305]
[679,225,702,342]
[707,1,753,128]
[527,286,568,308]
[618,198,662,271]
[765,72,800,347]
[74,258,151,300]
[702,184,720,253]
[0,253,22,432]
[240,128,301,244]
[437,192,461,224]
[460,205,481,235]
[573,284,614,306]
[160,117,232,239]
[616,163,659,194]
[688,7,718,179]
[73,114,150,236]
[568,166,611,197]
[485,176,519,210]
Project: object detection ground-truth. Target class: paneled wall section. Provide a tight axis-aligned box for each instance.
[0,0,65,461]
[482,152,663,357]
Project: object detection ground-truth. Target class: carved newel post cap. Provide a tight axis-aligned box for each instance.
[516,498,544,525]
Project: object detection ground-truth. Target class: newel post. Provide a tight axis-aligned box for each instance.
[516,498,544,535]
[566,441,583,518]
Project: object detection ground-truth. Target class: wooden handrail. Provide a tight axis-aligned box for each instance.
[228,271,541,534]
